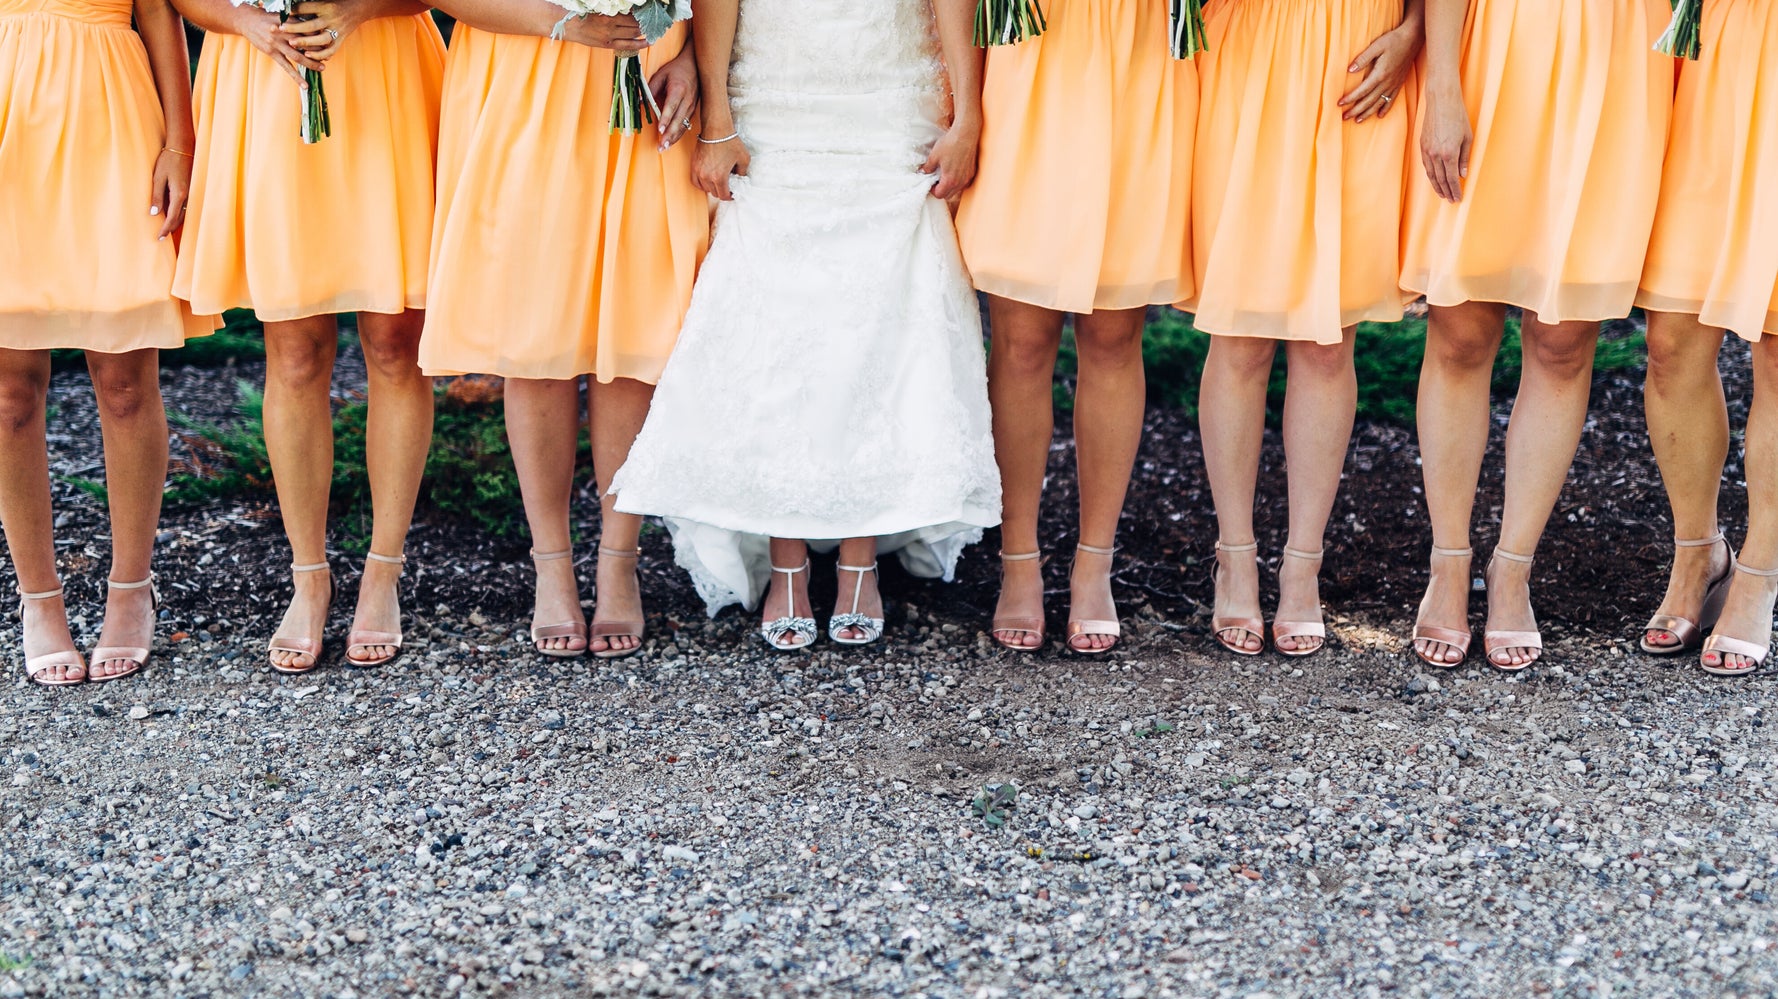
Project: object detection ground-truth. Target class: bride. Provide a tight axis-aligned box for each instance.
[610,0,1000,650]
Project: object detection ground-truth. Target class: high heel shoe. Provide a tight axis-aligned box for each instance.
[591,546,646,660]
[829,561,884,646]
[1641,533,1734,655]
[18,585,85,686]
[90,574,160,683]
[1700,561,1778,677]
[1413,545,1474,668]
[529,548,588,659]
[346,552,406,668]
[1066,543,1121,654]
[1270,547,1326,658]
[991,550,1046,652]
[268,561,333,674]
[1483,548,1542,671]
[761,561,817,651]
[1211,541,1263,657]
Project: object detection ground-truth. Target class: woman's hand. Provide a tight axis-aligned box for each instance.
[1420,86,1472,203]
[150,148,193,241]
[693,134,750,202]
[233,4,326,84]
[650,45,699,150]
[276,1,372,62]
[920,115,980,201]
[561,13,648,50]
[1339,21,1422,123]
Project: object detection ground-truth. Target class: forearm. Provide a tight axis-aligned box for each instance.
[1423,0,1465,95]
[430,0,576,38]
[1400,0,1425,35]
[693,0,739,135]
[135,0,196,149]
[933,0,982,127]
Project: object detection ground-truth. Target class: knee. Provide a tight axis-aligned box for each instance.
[0,372,47,435]
[1425,324,1500,372]
[1207,337,1276,382]
[359,322,423,380]
[1523,329,1597,381]
[1752,336,1778,386]
[268,339,336,393]
[88,363,159,422]
[991,328,1065,378]
[1286,341,1354,382]
[1074,315,1146,366]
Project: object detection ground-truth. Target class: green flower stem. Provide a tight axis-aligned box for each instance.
[973,0,1047,48]
[1655,0,1703,60]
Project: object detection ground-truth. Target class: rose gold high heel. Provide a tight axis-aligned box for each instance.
[89,574,160,682]
[1641,533,1734,655]
[18,585,85,687]
[530,548,589,659]
[1066,543,1121,655]
[268,561,333,674]
[346,552,406,668]
[591,546,646,660]
[1211,541,1264,657]
[1270,547,1327,658]
[1700,561,1778,677]
[991,551,1046,652]
[1483,549,1541,671]
[1413,546,1473,668]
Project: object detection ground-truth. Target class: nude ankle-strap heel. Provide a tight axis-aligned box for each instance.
[268,561,333,675]
[1270,547,1327,658]
[90,574,160,683]
[591,546,646,660]
[346,552,406,668]
[991,550,1046,652]
[18,585,84,686]
[1700,561,1778,677]
[1413,545,1473,668]
[1066,543,1122,654]
[1483,548,1542,671]
[1641,533,1734,655]
[1211,541,1263,657]
[530,548,588,659]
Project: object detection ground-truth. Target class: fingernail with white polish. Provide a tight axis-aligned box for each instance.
[150,206,160,215]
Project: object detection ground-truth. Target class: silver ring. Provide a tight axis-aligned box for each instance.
[327,28,339,43]
[681,118,692,129]
[1381,94,1394,105]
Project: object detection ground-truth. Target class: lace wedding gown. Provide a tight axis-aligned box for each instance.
[610,0,1001,616]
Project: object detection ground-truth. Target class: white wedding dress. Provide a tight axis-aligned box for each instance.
[610,0,1002,616]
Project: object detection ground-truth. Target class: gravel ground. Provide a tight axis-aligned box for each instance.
[4,348,1777,997]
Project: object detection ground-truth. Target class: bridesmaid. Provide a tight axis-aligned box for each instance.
[1636,0,1778,676]
[1186,0,1423,657]
[173,0,445,673]
[1,0,211,684]
[1403,0,1671,670]
[956,0,1195,654]
[420,1,706,659]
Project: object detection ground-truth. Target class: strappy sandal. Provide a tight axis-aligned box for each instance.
[1066,543,1122,654]
[591,546,646,660]
[529,548,588,659]
[1700,561,1778,677]
[268,561,333,674]
[1641,533,1734,655]
[761,561,817,651]
[1270,546,1327,658]
[89,574,160,683]
[1413,545,1474,668]
[1211,541,1264,656]
[1483,548,1542,671]
[829,561,884,646]
[346,552,406,668]
[18,585,85,687]
[991,550,1046,652]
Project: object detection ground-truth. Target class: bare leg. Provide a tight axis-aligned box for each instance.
[1198,333,1273,653]
[985,296,1063,648]
[1413,302,1507,664]
[84,349,169,678]
[832,535,882,642]
[506,377,586,654]
[762,537,812,647]
[1068,307,1146,651]
[589,376,653,654]
[262,317,340,671]
[1641,312,1731,649]
[1273,327,1359,653]
[1703,333,1778,674]
[0,349,79,682]
[1486,315,1600,667]
[348,310,433,663]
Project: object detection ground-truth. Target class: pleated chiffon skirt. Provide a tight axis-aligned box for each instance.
[174,16,446,322]
[1184,0,1415,343]
[0,0,213,350]
[419,25,709,383]
[955,0,1196,315]
[1400,0,1673,323]
[1637,0,1778,342]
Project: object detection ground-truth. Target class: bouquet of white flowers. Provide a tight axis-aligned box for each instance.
[547,0,693,133]
[1654,0,1702,60]
[973,0,1206,58]
[232,0,330,142]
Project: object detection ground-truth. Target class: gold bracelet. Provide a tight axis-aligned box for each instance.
[162,147,195,159]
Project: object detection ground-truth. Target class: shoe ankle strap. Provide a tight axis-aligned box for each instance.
[1734,561,1778,578]
[1492,548,1535,565]
[365,552,406,566]
[1076,543,1118,557]
[1215,541,1258,554]
[291,561,330,574]
[597,546,640,559]
[108,574,155,590]
[1675,532,1726,548]
[530,549,573,562]
[17,585,64,602]
[1430,545,1474,559]
[836,562,878,573]
[770,561,810,576]
[999,550,1041,562]
[1282,546,1324,561]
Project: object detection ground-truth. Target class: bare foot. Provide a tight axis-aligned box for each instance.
[269,570,332,672]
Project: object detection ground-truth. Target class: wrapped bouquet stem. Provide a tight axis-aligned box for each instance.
[1170,0,1207,59]
[232,0,330,142]
[972,0,1207,58]
[1655,0,1703,60]
[548,0,693,134]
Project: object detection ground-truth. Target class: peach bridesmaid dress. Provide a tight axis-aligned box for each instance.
[1401,0,1673,323]
[1184,0,1414,344]
[419,24,709,383]
[174,16,446,321]
[955,0,1195,315]
[0,0,212,350]
[1638,0,1778,342]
